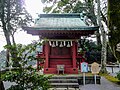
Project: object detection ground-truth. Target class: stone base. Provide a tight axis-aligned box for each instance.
[44,68,78,74]
[78,76,101,85]
[49,75,101,88]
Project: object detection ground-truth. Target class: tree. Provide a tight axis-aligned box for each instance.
[108,0,120,62]
[42,0,101,45]
[0,0,32,88]
[1,43,51,90]
[96,0,107,73]
[0,0,32,67]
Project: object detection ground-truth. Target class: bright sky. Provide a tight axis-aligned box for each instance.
[0,0,97,51]
[0,0,44,51]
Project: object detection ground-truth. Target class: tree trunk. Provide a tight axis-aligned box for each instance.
[1,0,19,67]
[0,81,5,90]
[97,0,107,73]
[1,0,11,67]
[6,49,9,67]
[87,0,101,45]
[0,69,5,90]
[11,34,16,45]
[100,25,107,73]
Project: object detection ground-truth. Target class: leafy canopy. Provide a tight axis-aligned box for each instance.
[2,42,52,90]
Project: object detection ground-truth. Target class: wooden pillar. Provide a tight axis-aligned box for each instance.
[72,41,77,68]
[45,41,49,68]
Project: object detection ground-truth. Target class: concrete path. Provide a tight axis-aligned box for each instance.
[3,81,16,90]
[80,77,120,90]
[49,77,120,90]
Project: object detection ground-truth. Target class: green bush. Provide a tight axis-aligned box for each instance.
[117,72,120,80]
[2,68,52,90]
[2,43,52,90]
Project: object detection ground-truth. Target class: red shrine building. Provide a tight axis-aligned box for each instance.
[23,13,98,74]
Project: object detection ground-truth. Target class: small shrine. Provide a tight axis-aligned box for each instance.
[23,13,98,74]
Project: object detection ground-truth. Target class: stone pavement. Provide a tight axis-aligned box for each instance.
[79,77,120,90]
[49,77,120,90]
[77,77,120,90]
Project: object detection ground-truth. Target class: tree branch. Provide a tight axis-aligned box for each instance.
[100,10,108,26]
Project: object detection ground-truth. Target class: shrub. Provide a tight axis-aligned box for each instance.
[2,43,52,90]
[117,71,120,80]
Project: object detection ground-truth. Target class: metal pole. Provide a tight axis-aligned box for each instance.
[94,74,97,84]
[83,73,85,85]
[119,63,120,72]
[112,66,114,73]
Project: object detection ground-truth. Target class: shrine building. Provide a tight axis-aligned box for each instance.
[23,13,98,74]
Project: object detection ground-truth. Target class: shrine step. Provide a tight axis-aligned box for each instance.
[49,75,79,88]
[50,83,79,88]
[49,79,77,83]
[50,75,79,79]
[49,75,101,88]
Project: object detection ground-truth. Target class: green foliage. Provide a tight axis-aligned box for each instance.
[0,0,33,67]
[78,38,101,63]
[2,42,51,90]
[72,1,84,13]
[43,6,53,13]
[80,39,101,51]
[43,0,97,23]
[43,0,79,13]
[108,0,120,62]
[2,70,52,90]
[117,72,120,80]
[0,0,32,29]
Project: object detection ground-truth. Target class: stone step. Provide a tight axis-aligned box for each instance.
[49,75,79,88]
[49,75,101,88]
[50,83,79,88]
[49,79,77,83]
[51,75,79,79]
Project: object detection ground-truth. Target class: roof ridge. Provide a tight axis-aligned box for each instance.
[39,13,81,18]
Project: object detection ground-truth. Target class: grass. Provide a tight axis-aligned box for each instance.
[100,73,120,84]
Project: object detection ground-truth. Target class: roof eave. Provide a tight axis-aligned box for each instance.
[22,26,99,31]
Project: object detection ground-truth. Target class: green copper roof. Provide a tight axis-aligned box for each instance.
[22,14,98,38]
[31,13,98,30]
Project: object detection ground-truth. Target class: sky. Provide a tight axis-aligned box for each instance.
[0,0,44,51]
[0,0,97,51]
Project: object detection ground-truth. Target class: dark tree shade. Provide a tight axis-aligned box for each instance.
[108,0,120,62]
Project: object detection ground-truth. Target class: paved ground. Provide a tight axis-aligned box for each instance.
[49,77,120,90]
[79,77,120,90]
[3,81,16,90]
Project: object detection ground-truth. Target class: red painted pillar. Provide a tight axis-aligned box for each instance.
[72,41,77,68]
[45,41,49,68]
